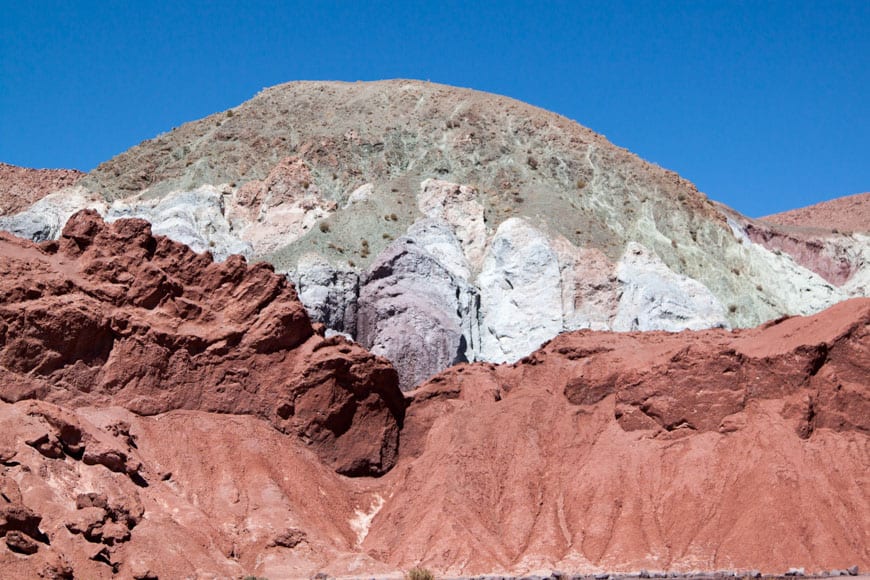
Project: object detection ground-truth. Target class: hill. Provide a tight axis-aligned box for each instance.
[1,80,867,388]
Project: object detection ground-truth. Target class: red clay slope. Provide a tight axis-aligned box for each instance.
[375,298,870,576]
[762,192,870,233]
[0,162,84,216]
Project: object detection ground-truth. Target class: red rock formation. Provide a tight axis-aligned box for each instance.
[0,162,84,216]
[0,211,867,577]
[376,298,870,575]
[0,210,404,477]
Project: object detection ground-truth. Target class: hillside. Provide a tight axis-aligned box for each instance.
[762,192,870,233]
[0,215,866,577]
[1,80,867,389]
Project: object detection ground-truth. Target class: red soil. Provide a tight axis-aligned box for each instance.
[0,162,84,216]
[762,192,870,233]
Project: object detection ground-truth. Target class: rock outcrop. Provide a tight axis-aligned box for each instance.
[611,242,730,331]
[1,295,866,578]
[357,219,479,388]
[0,210,404,476]
[476,217,565,363]
[2,81,868,389]
[382,298,870,576]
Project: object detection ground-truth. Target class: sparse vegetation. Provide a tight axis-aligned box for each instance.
[319,222,330,233]
[728,304,738,313]
[406,567,435,580]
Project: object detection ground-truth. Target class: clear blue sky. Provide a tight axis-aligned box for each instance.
[1,1,867,217]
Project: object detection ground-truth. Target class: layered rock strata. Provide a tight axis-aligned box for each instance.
[2,81,868,389]
[0,289,866,577]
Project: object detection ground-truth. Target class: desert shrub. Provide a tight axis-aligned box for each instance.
[728,304,738,313]
[406,567,434,580]
[319,222,330,233]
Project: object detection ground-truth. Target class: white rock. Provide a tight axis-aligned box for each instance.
[612,242,730,332]
[343,183,374,208]
[0,186,106,241]
[105,186,252,261]
[225,156,336,255]
[292,253,360,336]
[476,218,564,363]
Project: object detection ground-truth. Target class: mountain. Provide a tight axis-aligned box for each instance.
[1,81,867,391]
[0,215,866,577]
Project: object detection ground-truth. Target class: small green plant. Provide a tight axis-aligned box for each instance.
[226,110,234,118]
[406,567,435,580]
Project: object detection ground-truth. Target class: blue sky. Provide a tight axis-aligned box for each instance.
[1,1,867,217]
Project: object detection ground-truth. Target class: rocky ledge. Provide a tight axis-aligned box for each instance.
[0,210,404,477]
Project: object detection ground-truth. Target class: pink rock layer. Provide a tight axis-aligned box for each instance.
[0,162,84,216]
